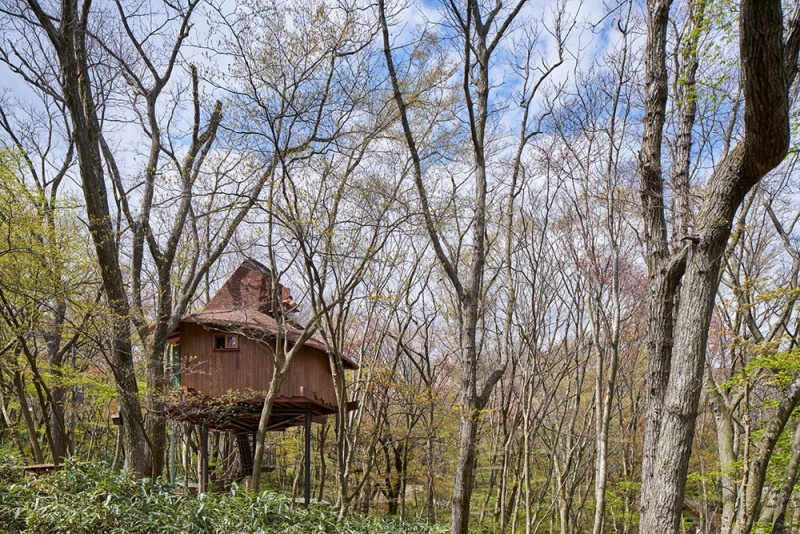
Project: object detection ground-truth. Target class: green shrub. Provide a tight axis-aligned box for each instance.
[0,460,447,533]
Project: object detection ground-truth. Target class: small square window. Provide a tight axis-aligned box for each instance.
[214,334,239,351]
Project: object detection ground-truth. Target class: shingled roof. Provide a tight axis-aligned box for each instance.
[204,259,296,315]
[175,259,357,369]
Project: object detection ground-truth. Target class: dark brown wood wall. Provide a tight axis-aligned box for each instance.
[179,323,336,406]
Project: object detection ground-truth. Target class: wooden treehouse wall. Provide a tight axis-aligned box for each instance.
[179,322,336,406]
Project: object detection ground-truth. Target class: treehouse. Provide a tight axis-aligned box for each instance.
[164,259,357,497]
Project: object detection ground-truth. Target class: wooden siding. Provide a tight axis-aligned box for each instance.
[179,322,336,406]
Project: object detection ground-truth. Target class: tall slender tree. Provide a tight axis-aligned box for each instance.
[379,0,570,531]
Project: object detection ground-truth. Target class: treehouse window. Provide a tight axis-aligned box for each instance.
[214,334,238,351]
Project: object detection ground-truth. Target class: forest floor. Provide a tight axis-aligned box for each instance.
[0,460,449,533]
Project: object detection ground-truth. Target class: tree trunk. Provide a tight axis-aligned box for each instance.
[45,300,70,463]
[425,402,437,523]
[251,372,284,492]
[768,420,800,533]
[638,0,678,515]
[13,370,43,464]
[705,366,739,534]
[0,379,27,460]
[145,319,169,479]
[24,0,149,475]
[451,406,481,534]
[640,1,790,530]
[317,422,328,502]
[639,0,792,530]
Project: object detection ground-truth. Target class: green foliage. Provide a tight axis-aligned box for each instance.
[0,148,100,356]
[716,339,800,393]
[0,460,449,533]
[750,347,800,388]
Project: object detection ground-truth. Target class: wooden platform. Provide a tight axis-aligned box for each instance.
[165,387,357,432]
[23,463,61,477]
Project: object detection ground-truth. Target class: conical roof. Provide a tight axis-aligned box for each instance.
[203,259,296,316]
[176,259,357,369]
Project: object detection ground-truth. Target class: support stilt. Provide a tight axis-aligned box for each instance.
[169,423,176,484]
[236,432,255,478]
[305,412,311,506]
[200,424,208,493]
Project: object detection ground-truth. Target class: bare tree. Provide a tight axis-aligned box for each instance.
[210,0,406,495]
[0,0,154,473]
[378,0,570,530]
[0,0,293,476]
[637,0,800,531]
[701,153,800,534]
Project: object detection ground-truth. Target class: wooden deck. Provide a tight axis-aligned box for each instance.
[165,387,357,432]
[23,463,62,477]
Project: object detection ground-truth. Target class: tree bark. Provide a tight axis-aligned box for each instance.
[705,364,740,533]
[640,1,789,531]
[44,292,71,463]
[23,0,149,474]
[637,0,677,516]
[13,369,44,464]
[768,420,800,533]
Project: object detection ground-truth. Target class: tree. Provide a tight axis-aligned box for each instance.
[210,0,404,496]
[0,91,82,464]
[701,153,800,533]
[0,0,277,476]
[379,0,570,530]
[637,0,800,531]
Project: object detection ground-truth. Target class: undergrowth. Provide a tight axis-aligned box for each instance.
[0,460,448,534]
